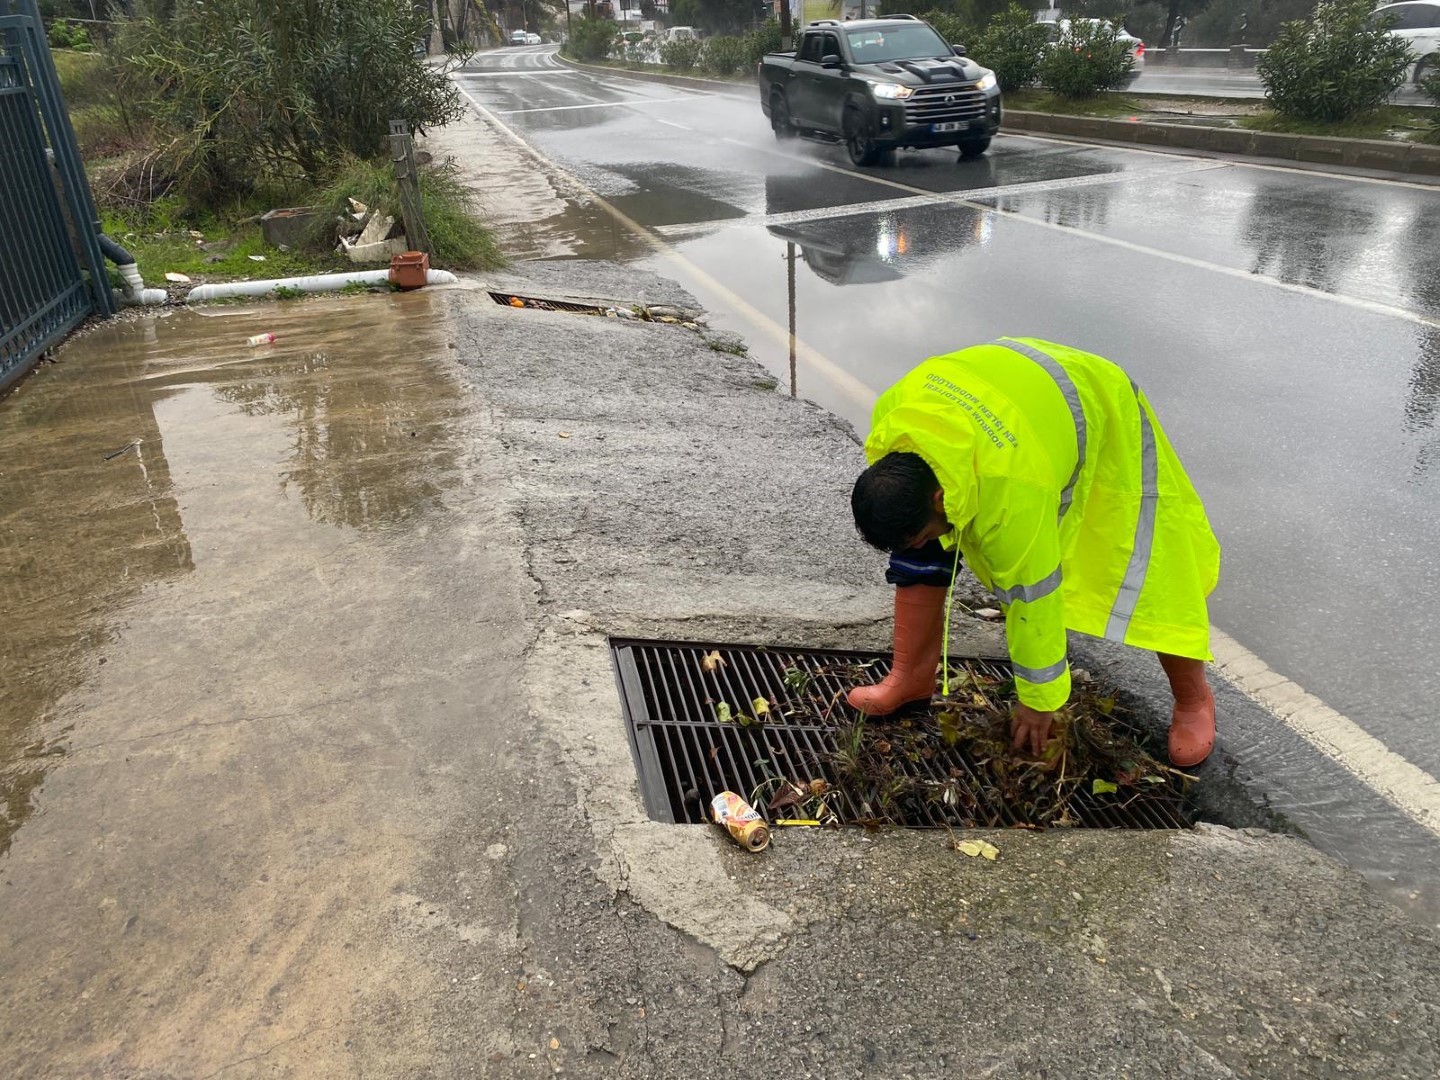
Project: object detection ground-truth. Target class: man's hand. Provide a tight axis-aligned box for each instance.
[1011,702,1055,757]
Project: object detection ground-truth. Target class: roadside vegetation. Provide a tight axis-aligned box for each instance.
[1257,0,1412,124]
[49,0,502,286]
[586,0,1431,143]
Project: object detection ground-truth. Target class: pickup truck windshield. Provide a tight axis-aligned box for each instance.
[844,24,951,63]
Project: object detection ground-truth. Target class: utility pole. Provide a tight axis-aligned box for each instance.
[779,0,791,49]
[786,242,797,399]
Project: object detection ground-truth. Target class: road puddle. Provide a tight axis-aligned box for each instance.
[0,293,460,853]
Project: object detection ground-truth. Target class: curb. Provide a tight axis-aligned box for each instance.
[1006,110,1440,178]
[554,53,754,99]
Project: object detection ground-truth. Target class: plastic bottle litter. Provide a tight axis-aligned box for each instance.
[711,791,770,852]
[246,333,276,347]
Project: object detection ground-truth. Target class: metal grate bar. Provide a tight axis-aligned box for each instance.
[611,639,1193,832]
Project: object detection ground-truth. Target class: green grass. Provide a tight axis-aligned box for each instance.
[101,201,350,287]
[1006,89,1149,117]
[1238,105,1433,140]
[309,158,504,272]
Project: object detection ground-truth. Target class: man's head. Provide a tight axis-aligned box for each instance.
[851,452,950,551]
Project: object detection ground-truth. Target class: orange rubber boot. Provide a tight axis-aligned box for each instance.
[847,585,948,715]
[1158,653,1215,767]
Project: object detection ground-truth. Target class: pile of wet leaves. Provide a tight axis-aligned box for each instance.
[741,659,1194,831]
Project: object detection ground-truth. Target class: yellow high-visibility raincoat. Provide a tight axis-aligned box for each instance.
[865,338,1220,711]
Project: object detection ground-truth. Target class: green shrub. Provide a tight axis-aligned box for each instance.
[972,4,1050,92]
[701,35,746,76]
[562,16,617,61]
[1257,0,1413,123]
[112,0,463,196]
[47,18,92,50]
[743,19,782,69]
[919,10,979,52]
[659,36,703,71]
[1038,20,1134,98]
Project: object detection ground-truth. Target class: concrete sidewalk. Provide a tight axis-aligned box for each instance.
[0,265,1436,1078]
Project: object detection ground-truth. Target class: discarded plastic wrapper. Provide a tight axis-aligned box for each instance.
[246,333,276,347]
[711,791,770,852]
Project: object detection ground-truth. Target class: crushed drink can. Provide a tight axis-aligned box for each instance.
[710,791,770,852]
[246,333,276,347]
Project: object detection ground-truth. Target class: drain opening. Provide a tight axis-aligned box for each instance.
[488,291,609,315]
[611,639,1193,831]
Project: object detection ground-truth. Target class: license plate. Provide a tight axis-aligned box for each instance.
[931,121,964,133]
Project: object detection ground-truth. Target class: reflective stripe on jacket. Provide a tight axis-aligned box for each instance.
[864,338,1220,711]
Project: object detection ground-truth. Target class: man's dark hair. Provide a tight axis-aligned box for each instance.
[851,452,938,551]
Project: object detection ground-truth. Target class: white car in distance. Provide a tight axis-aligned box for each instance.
[1372,0,1440,83]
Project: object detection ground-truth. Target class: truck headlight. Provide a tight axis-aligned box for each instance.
[977,70,998,92]
[869,82,914,100]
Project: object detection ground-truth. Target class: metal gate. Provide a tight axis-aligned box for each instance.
[0,0,113,395]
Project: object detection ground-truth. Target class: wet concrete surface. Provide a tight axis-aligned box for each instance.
[0,294,537,1075]
[454,48,1440,913]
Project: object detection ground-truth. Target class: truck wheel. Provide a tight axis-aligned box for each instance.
[843,107,884,167]
[957,136,991,159]
[771,92,796,141]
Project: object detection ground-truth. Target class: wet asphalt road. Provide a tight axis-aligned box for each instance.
[1129,65,1435,103]
[456,46,1440,897]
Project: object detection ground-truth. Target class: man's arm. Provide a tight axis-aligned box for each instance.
[977,482,1070,752]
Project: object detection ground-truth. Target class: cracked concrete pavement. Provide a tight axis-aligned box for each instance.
[2,256,1439,1076]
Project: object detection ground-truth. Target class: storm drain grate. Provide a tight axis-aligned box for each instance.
[611,639,1193,831]
[488,291,610,315]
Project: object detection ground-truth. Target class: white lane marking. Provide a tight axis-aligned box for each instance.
[1004,130,1440,193]
[1210,627,1440,839]
[652,161,1224,236]
[495,95,696,116]
[458,77,1440,840]
[654,117,693,131]
[720,134,1440,330]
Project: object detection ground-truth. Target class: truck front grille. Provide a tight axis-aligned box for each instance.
[904,83,988,124]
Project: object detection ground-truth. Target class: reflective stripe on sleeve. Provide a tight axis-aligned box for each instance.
[1104,381,1159,642]
[1012,657,1068,684]
[994,338,1088,523]
[992,565,1062,605]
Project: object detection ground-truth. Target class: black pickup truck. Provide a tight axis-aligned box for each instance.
[758,15,1001,166]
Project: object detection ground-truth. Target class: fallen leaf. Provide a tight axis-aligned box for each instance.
[979,840,999,861]
[1143,775,1166,784]
[700,650,726,673]
[808,778,828,797]
[1092,779,1119,796]
[247,254,266,262]
[736,713,756,728]
[557,432,572,439]
[956,840,984,857]
[751,696,771,718]
[715,702,733,723]
[163,271,190,283]
[937,710,960,747]
[549,1038,559,1050]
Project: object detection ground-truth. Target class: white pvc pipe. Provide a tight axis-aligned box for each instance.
[112,262,166,306]
[186,268,458,303]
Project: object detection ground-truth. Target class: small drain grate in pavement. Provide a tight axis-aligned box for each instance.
[488,291,609,315]
[610,639,1193,831]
